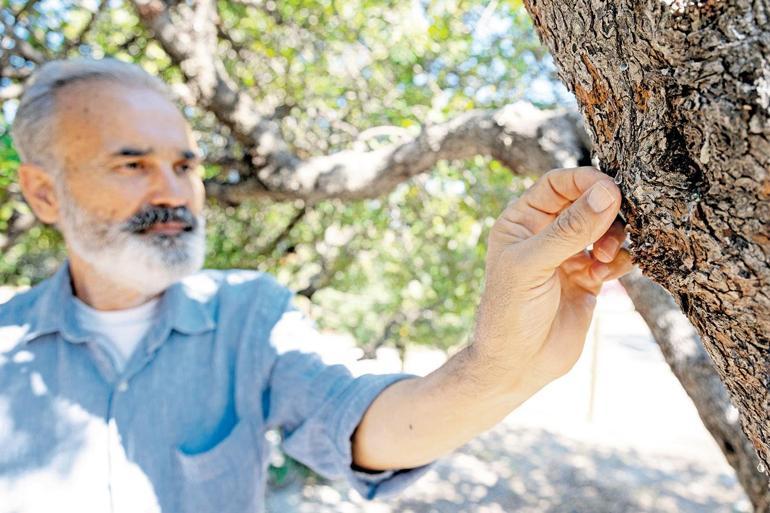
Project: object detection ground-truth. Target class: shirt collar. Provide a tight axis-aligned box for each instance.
[22,261,215,346]
[155,276,216,337]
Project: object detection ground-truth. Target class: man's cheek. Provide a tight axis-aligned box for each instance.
[191,180,206,214]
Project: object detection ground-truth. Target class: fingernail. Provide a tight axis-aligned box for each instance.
[594,263,611,279]
[587,183,616,213]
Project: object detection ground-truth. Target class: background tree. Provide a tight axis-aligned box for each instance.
[1,0,767,507]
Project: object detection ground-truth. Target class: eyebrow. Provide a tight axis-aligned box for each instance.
[111,148,199,159]
[113,147,153,157]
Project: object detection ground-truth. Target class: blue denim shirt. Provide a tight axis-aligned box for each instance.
[0,263,432,513]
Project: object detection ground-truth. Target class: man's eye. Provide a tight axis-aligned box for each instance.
[123,161,143,170]
[176,162,196,174]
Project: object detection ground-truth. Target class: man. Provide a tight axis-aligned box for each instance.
[0,58,632,513]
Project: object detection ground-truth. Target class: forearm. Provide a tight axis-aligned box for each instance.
[351,345,543,471]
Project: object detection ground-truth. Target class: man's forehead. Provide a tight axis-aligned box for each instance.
[54,79,174,114]
[52,79,196,157]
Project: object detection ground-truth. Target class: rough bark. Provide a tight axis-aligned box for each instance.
[522,0,770,475]
[622,270,769,511]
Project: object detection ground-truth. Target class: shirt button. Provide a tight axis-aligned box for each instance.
[117,381,129,392]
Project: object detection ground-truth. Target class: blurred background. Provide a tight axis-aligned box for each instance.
[0,0,755,511]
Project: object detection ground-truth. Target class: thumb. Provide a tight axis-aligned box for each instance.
[519,180,621,274]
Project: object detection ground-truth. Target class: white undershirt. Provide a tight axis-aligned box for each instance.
[73,297,160,372]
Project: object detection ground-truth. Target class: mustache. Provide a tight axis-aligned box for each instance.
[122,206,198,234]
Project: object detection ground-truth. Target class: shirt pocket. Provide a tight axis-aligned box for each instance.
[174,420,263,513]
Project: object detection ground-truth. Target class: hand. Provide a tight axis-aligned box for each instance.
[471,167,634,390]
[352,167,633,470]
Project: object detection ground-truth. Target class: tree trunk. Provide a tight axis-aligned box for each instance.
[522,0,770,474]
[621,270,769,511]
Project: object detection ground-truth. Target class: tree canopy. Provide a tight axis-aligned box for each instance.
[0,0,566,353]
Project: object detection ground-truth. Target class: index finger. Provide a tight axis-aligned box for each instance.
[511,167,616,236]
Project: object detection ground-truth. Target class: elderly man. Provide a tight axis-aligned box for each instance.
[0,58,632,513]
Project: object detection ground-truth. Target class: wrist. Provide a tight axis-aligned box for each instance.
[457,343,540,402]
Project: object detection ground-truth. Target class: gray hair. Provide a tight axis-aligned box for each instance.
[10,58,173,172]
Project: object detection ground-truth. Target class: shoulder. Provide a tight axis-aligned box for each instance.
[0,283,49,352]
[178,268,294,313]
[181,268,291,297]
[0,283,47,326]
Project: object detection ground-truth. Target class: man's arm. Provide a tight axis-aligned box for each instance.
[351,345,541,470]
[352,167,633,471]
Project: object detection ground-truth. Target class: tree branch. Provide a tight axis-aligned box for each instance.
[257,204,307,256]
[132,1,586,204]
[0,66,33,80]
[63,0,106,54]
[360,298,444,360]
[132,0,285,163]
[0,17,46,64]
[0,206,37,253]
[295,259,332,300]
[11,0,38,22]
[201,103,583,202]
[0,83,24,101]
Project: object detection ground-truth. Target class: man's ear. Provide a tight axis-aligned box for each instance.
[18,163,60,225]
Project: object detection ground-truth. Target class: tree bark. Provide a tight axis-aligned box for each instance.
[621,270,769,511]
[522,0,770,475]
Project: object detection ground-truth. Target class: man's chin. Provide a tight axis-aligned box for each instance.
[108,262,201,296]
[69,241,205,297]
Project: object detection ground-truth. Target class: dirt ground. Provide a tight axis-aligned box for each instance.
[267,424,746,513]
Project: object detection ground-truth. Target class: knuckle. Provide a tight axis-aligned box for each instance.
[551,208,589,239]
[542,168,562,183]
[490,211,533,242]
[489,224,531,248]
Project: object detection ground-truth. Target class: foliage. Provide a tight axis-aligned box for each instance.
[0,0,559,353]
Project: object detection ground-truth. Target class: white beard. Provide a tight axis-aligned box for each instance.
[57,186,206,297]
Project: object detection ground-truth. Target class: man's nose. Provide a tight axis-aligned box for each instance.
[150,164,188,208]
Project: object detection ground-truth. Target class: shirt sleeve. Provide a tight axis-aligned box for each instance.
[263,303,435,499]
